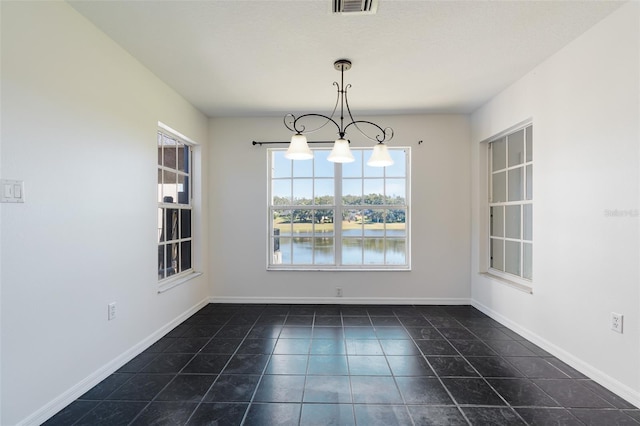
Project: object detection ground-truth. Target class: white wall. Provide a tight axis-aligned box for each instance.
[209,115,471,303]
[0,2,210,424]
[470,1,639,405]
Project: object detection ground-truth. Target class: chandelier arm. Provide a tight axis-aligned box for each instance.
[283,82,342,135]
[342,84,393,143]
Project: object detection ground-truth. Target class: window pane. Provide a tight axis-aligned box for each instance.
[177,174,188,204]
[293,179,313,205]
[363,210,385,236]
[292,209,314,226]
[492,171,506,202]
[508,129,525,167]
[526,165,533,200]
[162,208,178,242]
[314,237,334,264]
[342,179,362,205]
[505,205,521,239]
[526,126,533,162]
[505,240,521,276]
[273,210,292,236]
[523,204,532,241]
[293,157,313,177]
[387,209,406,236]
[490,206,504,238]
[364,180,384,204]
[177,144,188,172]
[314,209,334,237]
[523,242,532,279]
[272,237,284,264]
[163,144,177,170]
[162,170,178,203]
[343,210,362,236]
[508,167,523,201]
[314,179,334,205]
[364,238,385,264]
[386,239,406,265]
[491,138,506,171]
[272,180,291,205]
[491,238,504,270]
[342,150,363,177]
[314,151,334,177]
[277,237,292,264]
[385,150,406,177]
[386,179,406,205]
[180,209,191,238]
[180,241,191,271]
[342,238,362,264]
[272,151,291,178]
[292,237,313,264]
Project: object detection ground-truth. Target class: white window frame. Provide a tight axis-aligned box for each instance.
[487,123,533,287]
[267,147,411,271]
[157,124,196,287]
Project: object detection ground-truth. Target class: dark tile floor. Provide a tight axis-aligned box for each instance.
[45,304,639,425]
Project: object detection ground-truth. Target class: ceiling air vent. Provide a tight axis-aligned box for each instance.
[333,0,378,15]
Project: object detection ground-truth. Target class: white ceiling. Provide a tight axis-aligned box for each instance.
[69,0,624,118]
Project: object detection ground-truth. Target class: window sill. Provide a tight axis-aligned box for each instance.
[480,272,533,294]
[158,271,202,294]
[267,267,411,272]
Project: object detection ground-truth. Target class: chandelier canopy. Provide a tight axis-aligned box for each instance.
[283,59,394,167]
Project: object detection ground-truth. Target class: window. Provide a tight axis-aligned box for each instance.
[489,124,532,281]
[157,128,193,281]
[268,147,410,270]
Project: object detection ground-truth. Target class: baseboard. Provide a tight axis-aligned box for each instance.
[21,297,211,426]
[209,296,472,305]
[471,299,640,409]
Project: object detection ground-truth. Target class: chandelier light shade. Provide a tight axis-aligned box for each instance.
[285,133,313,160]
[328,137,355,163]
[367,142,394,167]
[283,59,394,167]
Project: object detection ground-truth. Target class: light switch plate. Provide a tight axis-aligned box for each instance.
[1,179,25,203]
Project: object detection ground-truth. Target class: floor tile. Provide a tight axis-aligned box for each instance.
[307,355,349,375]
[253,375,306,402]
[488,378,560,407]
[78,373,134,400]
[284,315,314,326]
[467,327,513,340]
[42,400,99,426]
[312,327,344,339]
[186,402,248,425]
[73,401,147,426]
[350,376,403,403]
[516,407,583,425]
[203,374,260,402]
[303,375,352,403]
[342,317,372,326]
[343,326,376,338]
[273,338,310,355]
[182,353,231,374]
[505,356,569,379]
[449,339,497,356]
[370,316,402,326]
[581,379,638,409]
[427,356,478,377]
[247,325,282,338]
[375,327,411,339]
[163,337,211,353]
[265,354,309,375]
[243,403,301,426]
[201,338,243,354]
[407,405,468,426]
[484,339,538,356]
[395,376,453,404]
[129,401,197,425]
[279,327,313,338]
[347,355,390,375]
[414,339,458,355]
[222,354,269,374]
[140,353,194,373]
[116,352,158,373]
[461,407,526,425]
[405,326,443,340]
[309,338,346,355]
[236,338,277,354]
[215,325,252,339]
[300,403,355,425]
[546,358,589,379]
[437,327,478,340]
[386,355,435,376]
[353,404,412,426]
[345,339,383,355]
[533,379,614,408]
[466,356,525,378]
[155,374,216,402]
[441,377,506,405]
[313,316,343,327]
[379,339,420,355]
[106,374,173,401]
[570,408,640,425]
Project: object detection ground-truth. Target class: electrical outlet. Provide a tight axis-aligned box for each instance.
[336,287,343,297]
[108,302,117,321]
[611,312,623,333]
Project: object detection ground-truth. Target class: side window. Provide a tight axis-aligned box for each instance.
[157,129,193,281]
[489,125,533,281]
